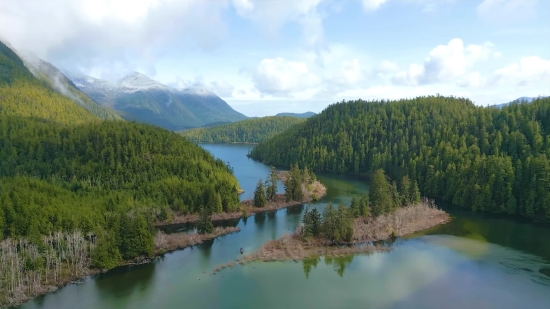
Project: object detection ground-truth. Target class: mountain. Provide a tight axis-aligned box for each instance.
[250,96,550,222]
[179,115,306,143]
[20,54,122,120]
[492,96,548,109]
[70,72,248,130]
[0,41,98,124]
[276,111,316,118]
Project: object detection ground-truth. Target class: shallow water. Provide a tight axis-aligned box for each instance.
[16,144,550,309]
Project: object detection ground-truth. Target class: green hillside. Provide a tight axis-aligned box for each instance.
[23,56,123,120]
[0,41,242,275]
[179,115,306,143]
[250,96,550,222]
[0,41,98,124]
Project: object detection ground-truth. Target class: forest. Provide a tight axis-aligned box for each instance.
[0,40,244,306]
[250,96,550,222]
[179,115,305,143]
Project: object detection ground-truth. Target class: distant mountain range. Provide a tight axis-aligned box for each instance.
[276,112,316,118]
[492,96,548,109]
[68,72,247,130]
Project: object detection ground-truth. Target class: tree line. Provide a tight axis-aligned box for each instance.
[179,116,305,144]
[250,96,550,222]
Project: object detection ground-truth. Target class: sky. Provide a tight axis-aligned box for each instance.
[0,0,549,117]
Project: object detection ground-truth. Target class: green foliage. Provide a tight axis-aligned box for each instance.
[369,169,393,217]
[0,41,98,124]
[197,208,214,234]
[91,232,122,269]
[119,212,154,259]
[321,202,353,243]
[266,166,278,202]
[301,207,322,238]
[179,116,305,143]
[284,163,305,202]
[250,96,550,222]
[350,197,360,218]
[24,57,122,121]
[359,194,369,217]
[254,179,267,207]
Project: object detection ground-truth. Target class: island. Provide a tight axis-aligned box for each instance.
[211,169,450,274]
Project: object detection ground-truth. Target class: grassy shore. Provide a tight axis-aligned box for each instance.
[156,172,327,226]
[211,201,449,274]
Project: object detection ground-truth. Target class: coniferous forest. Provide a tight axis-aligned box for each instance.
[0,40,243,305]
[179,115,305,144]
[250,96,550,222]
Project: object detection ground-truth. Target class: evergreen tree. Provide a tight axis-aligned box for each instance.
[359,194,369,217]
[350,196,360,218]
[369,169,392,217]
[197,208,214,234]
[266,166,278,202]
[399,175,411,205]
[254,179,267,207]
[409,180,421,204]
[91,231,121,269]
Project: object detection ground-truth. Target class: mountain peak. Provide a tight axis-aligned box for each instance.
[180,85,216,97]
[119,71,168,93]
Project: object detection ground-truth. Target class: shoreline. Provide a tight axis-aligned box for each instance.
[2,227,240,309]
[210,203,450,274]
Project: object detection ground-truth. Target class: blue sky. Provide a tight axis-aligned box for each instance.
[1,0,549,116]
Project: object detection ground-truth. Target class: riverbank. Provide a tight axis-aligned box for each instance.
[0,227,240,309]
[156,171,327,227]
[211,202,449,273]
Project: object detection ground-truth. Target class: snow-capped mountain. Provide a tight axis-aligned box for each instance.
[68,71,247,130]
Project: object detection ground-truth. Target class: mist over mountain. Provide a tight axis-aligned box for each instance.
[69,72,247,130]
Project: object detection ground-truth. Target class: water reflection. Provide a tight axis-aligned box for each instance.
[302,256,321,279]
[94,262,156,298]
[325,255,354,277]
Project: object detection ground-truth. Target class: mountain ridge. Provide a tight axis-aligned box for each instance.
[69,71,247,130]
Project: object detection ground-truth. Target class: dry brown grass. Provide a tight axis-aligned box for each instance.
[351,198,449,243]
[154,227,241,253]
[210,200,449,274]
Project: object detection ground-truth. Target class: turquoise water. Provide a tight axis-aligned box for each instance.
[16,144,550,309]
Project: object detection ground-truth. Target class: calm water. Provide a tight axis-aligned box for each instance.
[17,144,550,309]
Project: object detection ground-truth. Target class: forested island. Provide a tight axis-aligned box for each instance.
[158,164,326,226]
[212,169,449,272]
[179,115,305,144]
[250,96,550,222]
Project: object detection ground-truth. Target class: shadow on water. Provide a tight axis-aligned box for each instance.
[423,203,550,262]
[94,262,156,298]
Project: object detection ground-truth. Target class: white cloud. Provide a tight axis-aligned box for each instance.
[457,72,487,88]
[492,56,550,86]
[232,0,325,49]
[392,38,495,86]
[362,0,389,11]
[477,0,538,24]
[376,60,399,74]
[252,57,321,96]
[0,0,229,79]
[209,80,235,98]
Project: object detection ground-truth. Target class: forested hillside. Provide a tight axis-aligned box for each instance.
[179,116,305,143]
[22,55,122,120]
[0,42,243,303]
[250,96,550,222]
[0,41,98,124]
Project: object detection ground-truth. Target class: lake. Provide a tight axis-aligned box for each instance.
[16,144,550,309]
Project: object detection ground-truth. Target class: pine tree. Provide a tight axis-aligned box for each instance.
[359,194,369,217]
[399,175,411,205]
[266,166,278,201]
[350,196,360,218]
[254,179,267,207]
[409,180,421,204]
[197,208,214,234]
[91,231,121,269]
[369,169,392,217]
